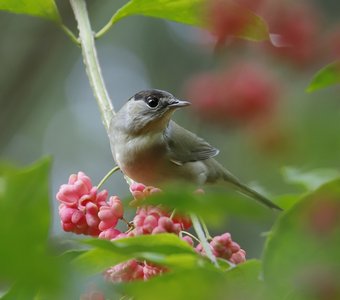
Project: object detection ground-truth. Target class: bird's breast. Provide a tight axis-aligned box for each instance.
[111,132,210,186]
[112,133,168,185]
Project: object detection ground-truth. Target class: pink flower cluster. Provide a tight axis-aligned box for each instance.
[56,172,246,283]
[56,172,111,236]
[185,62,278,125]
[104,260,167,282]
[183,232,246,265]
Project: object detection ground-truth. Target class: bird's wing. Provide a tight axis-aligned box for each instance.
[164,121,219,165]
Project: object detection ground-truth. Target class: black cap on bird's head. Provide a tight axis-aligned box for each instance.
[122,89,190,134]
[131,89,190,110]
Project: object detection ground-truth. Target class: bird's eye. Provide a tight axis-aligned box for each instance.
[146,96,159,108]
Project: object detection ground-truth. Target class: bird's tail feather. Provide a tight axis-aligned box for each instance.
[222,171,282,211]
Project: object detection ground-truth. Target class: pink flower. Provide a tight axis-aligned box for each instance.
[196,232,246,264]
[98,196,124,231]
[104,260,167,283]
[185,63,279,125]
[104,260,144,282]
[56,172,109,236]
[131,205,188,236]
[129,182,161,206]
[263,1,322,66]
[206,0,256,44]
[98,228,122,240]
[230,249,247,264]
[142,262,168,280]
[182,235,195,247]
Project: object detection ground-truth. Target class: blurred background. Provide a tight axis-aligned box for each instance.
[0,0,339,258]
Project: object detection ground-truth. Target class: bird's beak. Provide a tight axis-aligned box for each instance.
[168,99,191,108]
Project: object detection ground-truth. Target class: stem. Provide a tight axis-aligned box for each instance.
[95,3,131,39]
[170,209,177,220]
[69,0,115,133]
[200,217,212,241]
[180,231,201,244]
[190,214,219,267]
[97,166,120,189]
[60,24,80,45]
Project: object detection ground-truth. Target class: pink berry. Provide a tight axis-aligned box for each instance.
[152,226,167,234]
[230,249,246,264]
[109,196,124,219]
[99,228,121,240]
[104,260,144,282]
[182,235,194,247]
[98,207,115,222]
[158,217,174,232]
[142,262,167,280]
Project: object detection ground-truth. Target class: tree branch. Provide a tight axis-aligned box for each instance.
[69,0,115,133]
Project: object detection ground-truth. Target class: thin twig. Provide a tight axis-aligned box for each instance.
[180,231,201,244]
[200,217,212,241]
[60,24,80,45]
[190,213,219,267]
[97,166,120,189]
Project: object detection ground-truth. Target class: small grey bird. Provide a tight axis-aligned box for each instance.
[109,89,281,210]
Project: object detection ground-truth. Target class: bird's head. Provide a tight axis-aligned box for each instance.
[119,89,190,135]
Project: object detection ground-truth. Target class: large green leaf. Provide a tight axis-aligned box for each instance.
[0,158,64,297]
[122,264,225,300]
[263,179,340,299]
[221,260,264,300]
[122,260,263,300]
[73,234,198,274]
[306,61,340,93]
[0,0,60,21]
[99,0,269,41]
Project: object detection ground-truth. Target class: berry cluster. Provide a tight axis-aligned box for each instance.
[185,62,278,125]
[104,260,167,282]
[196,233,246,264]
[57,172,110,236]
[56,172,246,283]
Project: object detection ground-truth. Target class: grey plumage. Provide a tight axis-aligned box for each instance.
[109,89,281,211]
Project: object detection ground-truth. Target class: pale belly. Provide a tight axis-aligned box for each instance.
[111,132,209,186]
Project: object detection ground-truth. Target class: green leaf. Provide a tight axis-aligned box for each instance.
[221,260,264,300]
[0,158,64,296]
[73,234,197,274]
[143,185,276,225]
[263,179,340,299]
[0,0,60,22]
[306,61,340,93]
[282,167,340,192]
[274,193,301,211]
[123,265,226,300]
[98,0,269,41]
[121,260,263,300]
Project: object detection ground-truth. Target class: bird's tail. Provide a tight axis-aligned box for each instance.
[221,169,282,211]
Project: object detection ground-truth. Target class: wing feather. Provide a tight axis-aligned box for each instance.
[164,121,219,164]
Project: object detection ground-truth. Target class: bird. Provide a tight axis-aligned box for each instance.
[109,89,281,210]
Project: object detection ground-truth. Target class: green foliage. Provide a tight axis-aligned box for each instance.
[0,158,65,298]
[1,159,340,299]
[282,167,340,192]
[73,234,197,275]
[98,0,269,41]
[1,0,340,298]
[307,61,340,93]
[122,260,262,300]
[143,185,276,225]
[0,0,60,22]
[123,265,224,300]
[263,179,340,299]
